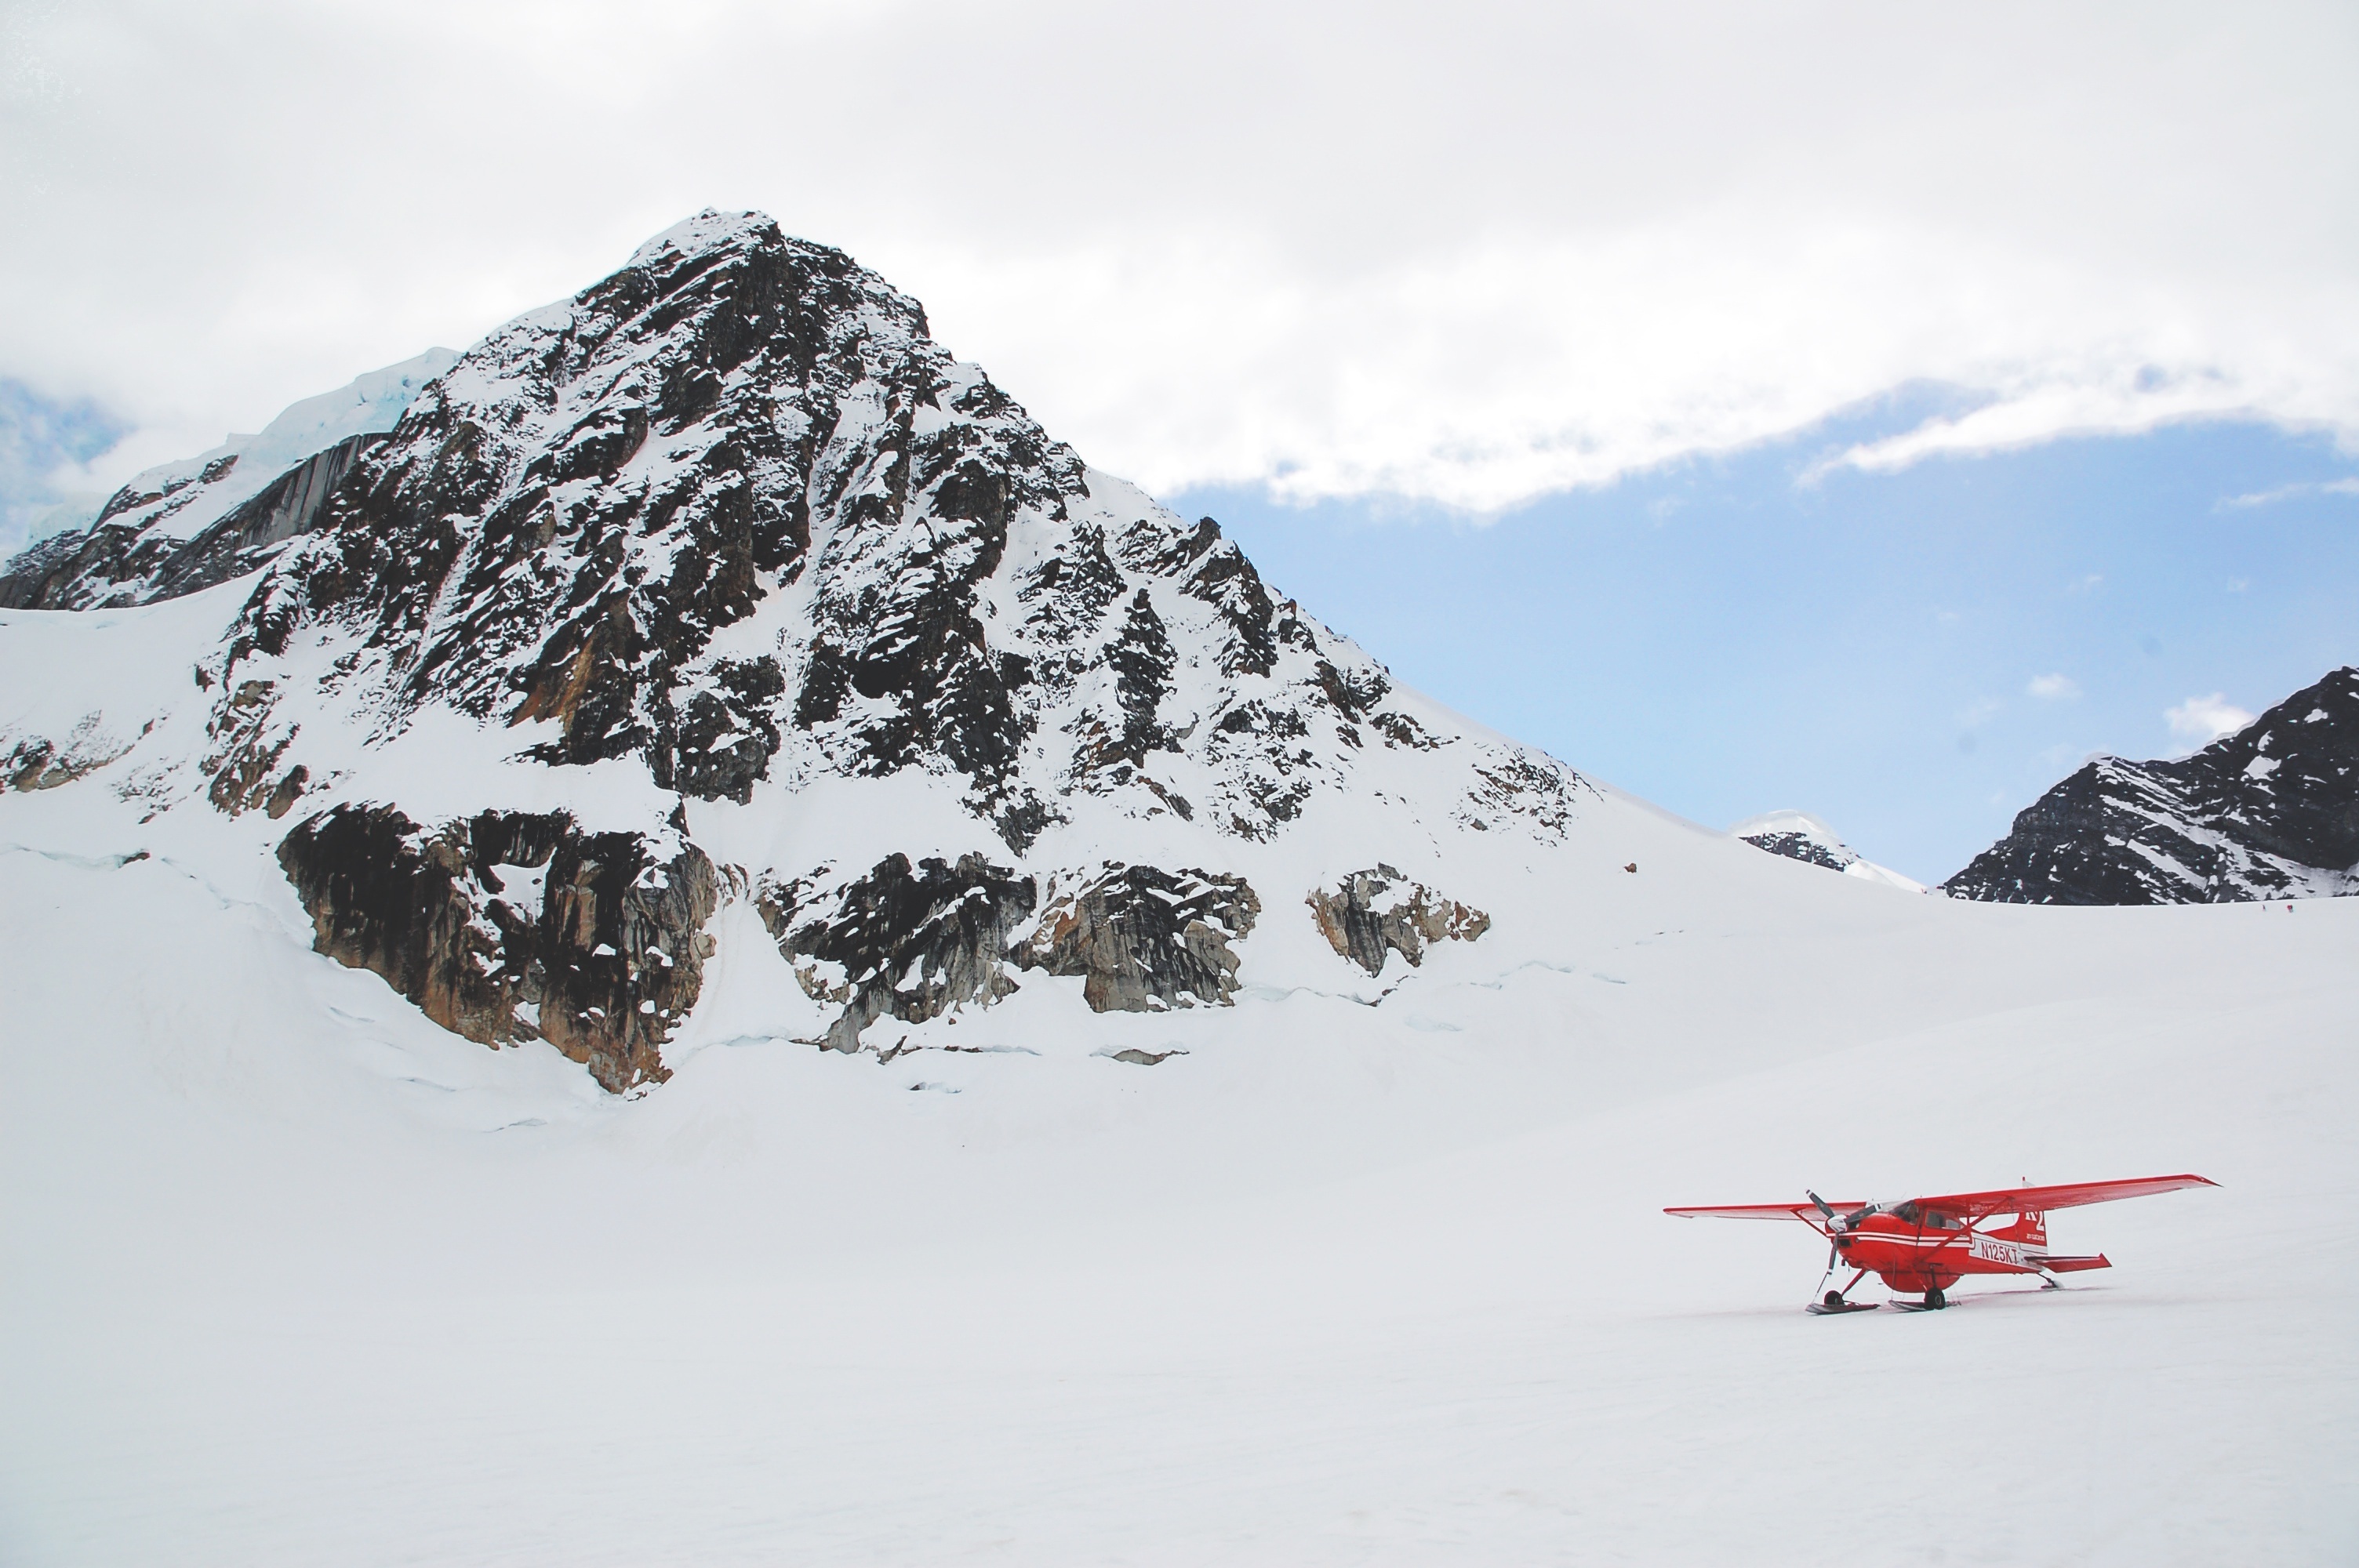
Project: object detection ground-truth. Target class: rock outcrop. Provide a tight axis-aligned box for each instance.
[1306,866,1489,976]
[1945,666,2359,903]
[1742,827,1850,872]
[1730,810,1923,891]
[758,853,1038,1053]
[277,804,718,1091]
[5,712,150,792]
[1017,865,1261,1011]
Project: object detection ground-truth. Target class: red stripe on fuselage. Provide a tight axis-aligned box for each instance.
[1834,1214,2047,1289]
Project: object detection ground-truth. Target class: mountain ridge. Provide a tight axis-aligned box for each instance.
[1945,665,2359,903]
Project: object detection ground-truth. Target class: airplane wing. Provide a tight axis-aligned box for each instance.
[1662,1202,1863,1221]
[1914,1174,2216,1221]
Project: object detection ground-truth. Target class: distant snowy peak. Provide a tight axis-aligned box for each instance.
[1946,666,2359,904]
[1731,810,1925,892]
[0,349,456,611]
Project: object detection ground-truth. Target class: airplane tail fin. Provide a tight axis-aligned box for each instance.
[1990,1209,2048,1247]
[1991,1208,2107,1272]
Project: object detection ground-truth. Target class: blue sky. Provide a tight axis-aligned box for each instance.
[1178,415,2359,883]
[0,379,129,557]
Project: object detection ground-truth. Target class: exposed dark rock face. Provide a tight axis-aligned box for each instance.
[144,434,387,604]
[1306,865,1490,976]
[203,676,300,817]
[1457,750,1584,837]
[277,804,718,1091]
[1121,514,1281,679]
[1,430,391,611]
[660,657,785,804]
[758,852,1038,1052]
[227,211,1089,817]
[1016,864,1260,1011]
[1946,666,2359,903]
[0,527,118,611]
[1743,830,1852,873]
[1087,588,1178,775]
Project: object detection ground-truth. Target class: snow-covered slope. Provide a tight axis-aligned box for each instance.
[1731,808,1925,891]
[1947,666,2359,902]
[0,350,456,611]
[2,212,2352,1566]
[2,764,2350,1566]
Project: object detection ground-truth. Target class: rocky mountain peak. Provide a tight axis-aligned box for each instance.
[215,209,1441,853]
[1945,666,2359,903]
[2,212,1586,1094]
[1730,809,1923,892]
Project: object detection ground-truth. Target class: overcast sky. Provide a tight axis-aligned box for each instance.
[7,0,2354,500]
[5,1,2357,874]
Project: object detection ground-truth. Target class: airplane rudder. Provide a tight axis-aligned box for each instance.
[1993,1210,2048,1245]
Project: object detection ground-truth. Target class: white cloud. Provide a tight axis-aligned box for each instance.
[2165,693,2256,748]
[2027,673,2081,700]
[2218,477,2359,510]
[3,2,2357,511]
[1956,696,2003,728]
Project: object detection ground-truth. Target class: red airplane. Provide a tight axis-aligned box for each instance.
[1666,1174,2217,1312]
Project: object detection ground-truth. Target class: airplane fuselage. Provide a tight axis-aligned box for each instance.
[1834,1209,2045,1294]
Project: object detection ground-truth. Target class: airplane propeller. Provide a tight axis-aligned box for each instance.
[1808,1190,1841,1269]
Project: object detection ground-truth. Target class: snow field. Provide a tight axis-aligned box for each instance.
[2,800,2353,1564]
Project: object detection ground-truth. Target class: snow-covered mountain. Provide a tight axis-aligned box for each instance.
[0,212,1586,1094]
[1728,808,1924,891]
[1945,666,2359,903]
